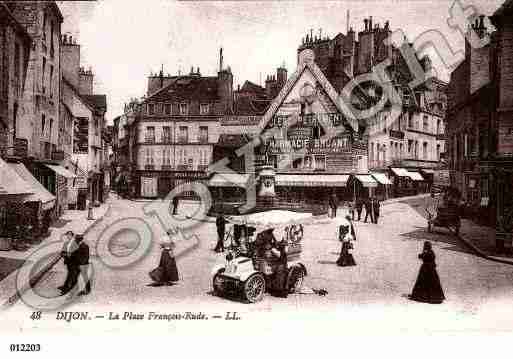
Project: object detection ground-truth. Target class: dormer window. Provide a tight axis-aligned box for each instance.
[148,104,155,115]
[180,103,188,115]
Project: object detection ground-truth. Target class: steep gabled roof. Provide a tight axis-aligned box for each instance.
[493,0,513,18]
[258,54,359,133]
[240,80,266,95]
[62,76,95,114]
[83,95,107,113]
[144,76,219,103]
[233,96,271,115]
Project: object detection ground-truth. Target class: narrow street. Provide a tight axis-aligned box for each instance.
[3,195,513,334]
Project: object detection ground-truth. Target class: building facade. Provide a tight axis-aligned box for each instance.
[133,60,231,198]
[446,0,513,249]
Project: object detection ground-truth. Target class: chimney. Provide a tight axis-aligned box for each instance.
[364,19,368,31]
[219,47,223,72]
[369,16,373,31]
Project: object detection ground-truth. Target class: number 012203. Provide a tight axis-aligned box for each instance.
[9,344,41,352]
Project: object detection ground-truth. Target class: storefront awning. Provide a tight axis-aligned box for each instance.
[0,158,34,196]
[420,169,435,174]
[209,173,251,188]
[44,164,78,178]
[390,167,411,177]
[371,172,392,185]
[275,174,349,187]
[408,171,424,181]
[9,163,56,210]
[354,174,378,188]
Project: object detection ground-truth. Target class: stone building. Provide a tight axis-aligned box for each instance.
[133,50,233,198]
[208,49,368,213]
[446,0,513,249]
[60,33,108,207]
[297,19,447,197]
[0,2,32,159]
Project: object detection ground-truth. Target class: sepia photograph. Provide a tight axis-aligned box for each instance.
[0,0,513,355]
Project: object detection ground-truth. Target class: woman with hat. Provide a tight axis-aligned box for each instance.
[409,241,445,304]
[336,224,356,267]
[149,230,180,285]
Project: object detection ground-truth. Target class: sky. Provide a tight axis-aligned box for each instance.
[57,0,506,124]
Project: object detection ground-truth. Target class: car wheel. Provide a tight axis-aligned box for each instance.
[213,269,225,296]
[287,266,305,294]
[243,273,266,303]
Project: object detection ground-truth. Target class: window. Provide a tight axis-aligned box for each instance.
[414,141,419,158]
[146,126,155,143]
[423,115,428,132]
[314,155,326,171]
[408,139,413,155]
[148,104,155,115]
[13,103,18,138]
[408,112,413,128]
[162,126,171,143]
[199,126,208,143]
[437,119,441,134]
[162,148,171,166]
[145,148,154,165]
[14,43,20,94]
[49,118,53,140]
[436,144,441,160]
[423,142,428,159]
[200,103,210,115]
[42,13,47,41]
[164,103,172,115]
[95,118,99,136]
[49,65,54,98]
[42,57,46,94]
[179,103,188,115]
[50,21,54,56]
[41,114,46,137]
[178,126,188,143]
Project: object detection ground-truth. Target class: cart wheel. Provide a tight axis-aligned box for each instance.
[243,273,266,303]
[212,269,225,296]
[287,266,306,294]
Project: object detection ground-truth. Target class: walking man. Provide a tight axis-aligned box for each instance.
[355,198,363,221]
[329,192,338,218]
[364,198,374,223]
[59,233,91,296]
[373,198,381,224]
[215,214,227,253]
[172,196,179,215]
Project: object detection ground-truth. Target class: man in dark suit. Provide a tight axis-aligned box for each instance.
[373,198,381,224]
[355,199,363,221]
[59,233,91,296]
[172,196,179,215]
[364,198,374,223]
[215,215,227,252]
[329,193,339,218]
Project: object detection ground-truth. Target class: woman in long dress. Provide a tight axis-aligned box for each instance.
[150,232,179,285]
[409,241,445,304]
[336,225,356,267]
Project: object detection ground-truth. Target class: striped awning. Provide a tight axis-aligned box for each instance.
[354,174,378,188]
[209,173,251,188]
[390,167,411,177]
[371,172,392,185]
[275,174,349,187]
[44,164,78,178]
[8,163,56,210]
[408,171,424,181]
[0,158,34,196]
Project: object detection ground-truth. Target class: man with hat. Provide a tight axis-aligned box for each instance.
[59,232,91,296]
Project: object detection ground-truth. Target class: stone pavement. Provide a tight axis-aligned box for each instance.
[0,197,112,307]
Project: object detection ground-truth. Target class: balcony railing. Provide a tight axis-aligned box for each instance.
[145,137,155,143]
[161,165,173,171]
[145,164,155,170]
[177,164,190,171]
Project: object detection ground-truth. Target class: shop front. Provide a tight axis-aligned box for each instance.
[137,170,209,199]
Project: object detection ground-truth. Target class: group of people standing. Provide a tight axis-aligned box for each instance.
[351,197,381,224]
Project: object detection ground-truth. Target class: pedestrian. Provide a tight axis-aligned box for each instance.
[345,215,357,241]
[59,232,91,296]
[329,193,338,218]
[271,237,289,298]
[336,224,356,267]
[355,198,363,221]
[172,196,179,215]
[348,201,355,221]
[409,241,445,304]
[149,231,180,285]
[363,198,374,223]
[215,214,227,252]
[373,197,381,224]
